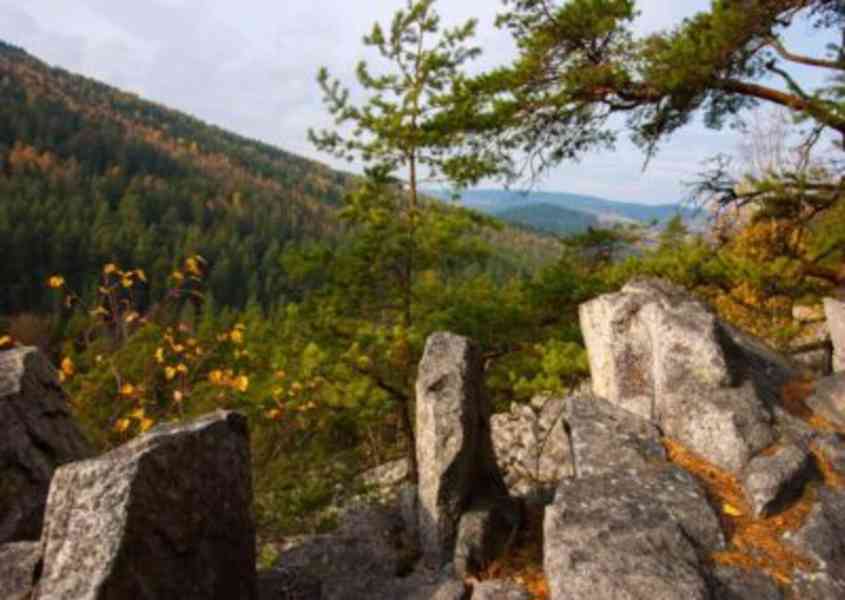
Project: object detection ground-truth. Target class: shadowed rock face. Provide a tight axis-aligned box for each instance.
[34,410,256,600]
[415,332,515,570]
[0,347,92,544]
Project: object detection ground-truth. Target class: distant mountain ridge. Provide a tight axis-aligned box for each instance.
[428,188,696,234]
[492,203,599,236]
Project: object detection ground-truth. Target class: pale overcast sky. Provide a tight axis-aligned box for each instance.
[0,0,835,204]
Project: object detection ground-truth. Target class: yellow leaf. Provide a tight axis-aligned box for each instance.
[120,383,136,397]
[60,357,75,378]
[90,306,109,317]
[266,408,283,420]
[47,275,65,289]
[114,418,131,433]
[171,271,184,282]
[124,311,140,324]
[229,329,244,345]
[173,390,184,403]
[0,335,13,348]
[185,257,202,276]
[234,375,249,392]
[121,277,133,288]
[176,363,188,375]
[103,263,119,275]
[129,407,146,419]
[155,347,165,364]
[723,503,743,517]
[209,370,225,385]
[139,417,155,433]
[164,366,177,381]
[134,269,147,282]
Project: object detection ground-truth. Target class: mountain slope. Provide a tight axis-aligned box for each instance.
[493,203,599,235]
[433,188,695,227]
[0,40,355,312]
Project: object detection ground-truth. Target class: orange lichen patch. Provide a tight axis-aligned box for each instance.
[472,502,549,599]
[664,439,817,586]
[780,378,816,421]
[810,444,845,490]
[780,378,845,434]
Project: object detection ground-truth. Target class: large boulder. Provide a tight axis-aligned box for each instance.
[0,347,91,543]
[579,279,731,421]
[579,280,778,473]
[824,298,845,373]
[415,333,514,569]
[34,410,256,600]
[544,467,719,600]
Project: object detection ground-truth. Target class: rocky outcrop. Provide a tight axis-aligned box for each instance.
[490,396,572,499]
[0,347,91,544]
[579,279,780,473]
[415,332,517,570]
[34,410,256,600]
[824,298,845,373]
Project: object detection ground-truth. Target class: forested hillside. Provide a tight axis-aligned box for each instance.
[0,40,357,312]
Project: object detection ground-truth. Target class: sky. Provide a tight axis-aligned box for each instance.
[0,0,835,204]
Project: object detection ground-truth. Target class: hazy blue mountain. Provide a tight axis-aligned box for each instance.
[428,188,697,227]
[492,203,599,235]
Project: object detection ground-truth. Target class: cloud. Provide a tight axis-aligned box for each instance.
[0,0,824,204]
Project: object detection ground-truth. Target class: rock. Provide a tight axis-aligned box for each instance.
[543,468,720,600]
[824,297,845,373]
[579,280,778,473]
[0,347,91,543]
[794,304,826,323]
[454,497,520,578]
[34,411,256,600]
[270,503,416,600]
[579,279,731,421]
[742,444,813,518]
[788,321,831,376]
[708,564,784,599]
[717,320,799,406]
[661,382,774,474]
[566,394,665,478]
[257,567,322,600]
[805,373,845,428]
[471,580,531,600]
[490,397,573,500]
[789,571,845,600]
[813,433,845,476]
[416,333,510,568]
[784,487,845,576]
[0,541,41,600]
